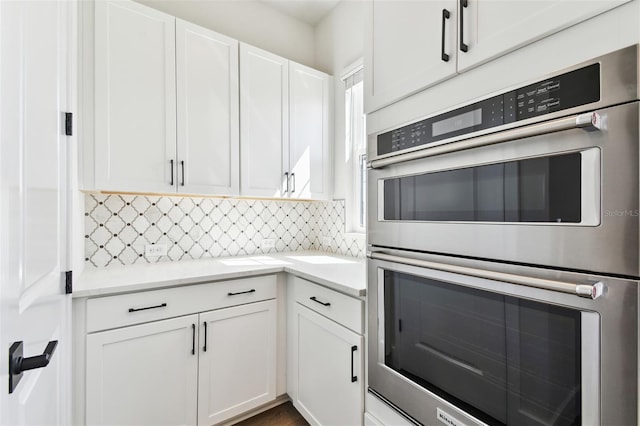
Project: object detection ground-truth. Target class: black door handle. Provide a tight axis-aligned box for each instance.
[291,173,295,193]
[9,340,58,393]
[128,303,167,313]
[351,345,358,383]
[203,321,207,352]
[284,172,290,194]
[460,0,469,52]
[170,159,174,186]
[228,289,256,296]
[441,9,450,62]
[180,160,185,186]
[310,296,331,307]
[191,324,196,355]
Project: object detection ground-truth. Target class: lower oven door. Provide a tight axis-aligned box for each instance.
[367,250,638,426]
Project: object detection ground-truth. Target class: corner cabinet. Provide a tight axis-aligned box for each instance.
[78,275,278,426]
[88,0,240,195]
[240,43,332,200]
[364,0,631,113]
[287,276,365,426]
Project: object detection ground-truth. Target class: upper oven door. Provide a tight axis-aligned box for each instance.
[368,102,639,277]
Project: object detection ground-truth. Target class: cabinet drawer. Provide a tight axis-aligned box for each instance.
[292,276,363,334]
[87,275,276,332]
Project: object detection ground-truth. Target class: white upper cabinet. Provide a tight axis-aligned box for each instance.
[289,62,332,200]
[176,19,239,195]
[240,43,289,198]
[365,0,631,113]
[457,0,631,71]
[240,44,333,199]
[364,0,457,114]
[94,0,176,192]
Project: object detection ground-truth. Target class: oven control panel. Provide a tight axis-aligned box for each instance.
[377,63,600,156]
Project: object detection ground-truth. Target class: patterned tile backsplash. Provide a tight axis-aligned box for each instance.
[85,194,365,268]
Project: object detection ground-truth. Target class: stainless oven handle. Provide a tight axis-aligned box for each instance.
[369,111,602,169]
[368,251,603,299]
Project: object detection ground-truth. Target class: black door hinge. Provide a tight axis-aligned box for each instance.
[65,112,73,136]
[65,271,72,294]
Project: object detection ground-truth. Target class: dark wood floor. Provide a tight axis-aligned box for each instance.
[234,402,309,426]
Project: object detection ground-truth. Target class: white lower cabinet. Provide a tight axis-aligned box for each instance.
[80,276,278,426]
[295,305,364,426]
[86,315,199,426]
[288,276,365,426]
[198,300,277,425]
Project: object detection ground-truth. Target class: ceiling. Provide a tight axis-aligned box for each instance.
[261,0,340,26]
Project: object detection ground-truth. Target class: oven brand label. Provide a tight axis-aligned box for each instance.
[437,408,468,426]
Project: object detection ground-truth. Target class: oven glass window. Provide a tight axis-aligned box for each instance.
[384,270,581,426]
[383,152,581,222]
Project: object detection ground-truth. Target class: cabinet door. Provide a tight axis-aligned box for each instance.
[176,19,239,195]
[295,304,364,426]
[240,43,289,197]
[94,0,176,192]
[198,300,277,425]
[289,62,332,200]
[457,0,631,71]
[86,315,198,426]
[364,0,457,113]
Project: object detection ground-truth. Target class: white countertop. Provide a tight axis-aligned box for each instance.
[75,251,366,298]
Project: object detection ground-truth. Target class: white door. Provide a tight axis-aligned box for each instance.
[457,0,631,71]
[198,300,277,425]
[0,0,72,424]
[364,0,457,113]
[86,315,199,426]
[289,62,332,200]
[295,304,364,426]
[176,19,239,196]
[94,0,176,193]
[240,43,289,197]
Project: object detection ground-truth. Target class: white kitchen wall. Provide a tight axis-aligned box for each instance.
[135,0,316,68]
[84,194,365,267]
[314,0,364,201]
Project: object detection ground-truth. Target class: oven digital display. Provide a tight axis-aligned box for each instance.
[377,63,600,156]
[432,109,482,137]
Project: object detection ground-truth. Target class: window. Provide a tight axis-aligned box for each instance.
[344,65,366,233]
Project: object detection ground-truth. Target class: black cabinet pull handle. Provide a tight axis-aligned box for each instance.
[291,173,296,193]
[9,340,58,393]
[180,160,185,186]
[170,159,174,186]
[228,289,256,296]
[284,172,290,193]
[128,303,167,313]
[203,321,207,352]
[441,9,450,62]
[460,0,468,52]
[350,345,358,383]
[191,324,196,355]
[310,296,331,307]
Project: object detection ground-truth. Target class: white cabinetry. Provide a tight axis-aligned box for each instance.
[86,315,199,426]
[94,0,176,192]
[80,276,277,426]
[198,300,276,425]
[90,0,239,195]
[287,277,364,426]
[364,0,456,114]
[239,44,289,198]
[289,62,332,200]
[240,43,332,199]
[365,0,630,113]
[176,19,239,195]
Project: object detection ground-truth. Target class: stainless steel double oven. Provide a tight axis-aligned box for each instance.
[367,45,640,426]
